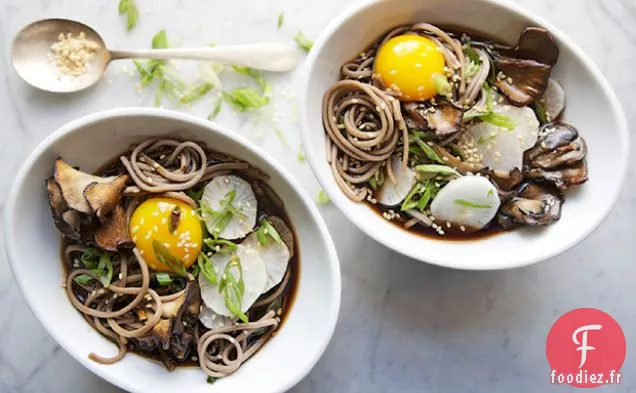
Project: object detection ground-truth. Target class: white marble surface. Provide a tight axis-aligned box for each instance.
[1,0,635,392]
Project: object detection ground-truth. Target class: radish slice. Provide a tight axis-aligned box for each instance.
[202,175,257,240]
[465,105,539,172]
[541,78,565,121]
[430,176,501,230]
[198,244,266,318]
[198,305,237,329]
[376,155,417,206]
[242,222,290,292]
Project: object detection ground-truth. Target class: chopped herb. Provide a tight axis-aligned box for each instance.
[417,182,435,211]
[208,99,223,120]
[415,164,461,177]
[487,189,495,197]
[453,199,492,209]
[96,253,114,288]
[256,219,283,246]
[219,256,248,322]
[431,73,453,97]
[463,85,515,130]
[368,177,378,190]
[277,12,284,29]
[293,31,313,52]
[197,253,217,285]
[80,248,102,269]
[152,239,187,276]
[118,0,138,30]
[533,100,548,123]
[274,128,291,150]
[190,262,201,278]
[156,272,173,286]
[207,376,217,384]
[401,184,423,211]
[464,60,480,78]
[316,189,330,205]
[203,238,238,253]
[74,274,94,285]
[297,146,307,162]
[179,83,214,104]
[232,66,270,93]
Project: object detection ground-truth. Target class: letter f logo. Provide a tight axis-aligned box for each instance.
[572,324,602,368]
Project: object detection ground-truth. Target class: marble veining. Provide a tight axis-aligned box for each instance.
[0,0,635,392]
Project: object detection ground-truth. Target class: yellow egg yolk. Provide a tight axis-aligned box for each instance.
[129,197,202,272]
[374,34,446,101]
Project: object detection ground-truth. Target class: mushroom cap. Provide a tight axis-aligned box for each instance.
[94,204,134,252]
[430,176,501,230]
[202,175,258,240]
[54,158,126,215]
[465,105,539,173]
[198,244,267,318]
[376,155,417,206]
[242,224,291,292]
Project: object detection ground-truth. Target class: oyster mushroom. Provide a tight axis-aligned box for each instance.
[430,176,501,231]
[46,179,82,240]
[524,122,588,190]
[94,204,134,252]
[53,158,128,216]
[497,182,563,229]
[168,281,201,361]
[375,155,417,206]
[404,100,463,136]
[201,175,258,240]
[199,244,267,318]
[494,27,559,106]
[524,123,587,169]
[242,217,292,292]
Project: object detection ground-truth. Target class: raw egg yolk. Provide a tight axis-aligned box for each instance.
[129,197,202,272]
[374,34,446,101]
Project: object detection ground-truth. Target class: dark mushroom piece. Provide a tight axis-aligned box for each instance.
[497,182,564,229]
[94,204,134,252]
[493,27,559,106]
[167,281,201,362]
[403,100,464,136]
[524,122,589,190]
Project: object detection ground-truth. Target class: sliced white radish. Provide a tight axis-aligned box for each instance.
[376,155,417,206]
[198,305,237,329]
[202,175,257,240]
[242,226,290,293]
[541,78,565,121]
[430,176,500,230]
[465,105,539,172]
[198,244,266,318]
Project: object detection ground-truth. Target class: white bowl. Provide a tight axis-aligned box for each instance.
[3,108,341,393]
[298,0,629,270]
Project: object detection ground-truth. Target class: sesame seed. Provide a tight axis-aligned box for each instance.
[460,226,466,232]
[224,177,230,184]
[161,218,167,224]
[415,63,422,68]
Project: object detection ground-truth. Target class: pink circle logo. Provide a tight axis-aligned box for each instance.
[546,308,626,388]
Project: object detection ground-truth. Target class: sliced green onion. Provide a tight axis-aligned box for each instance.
[207,376,217,384]
[197,253,217,285]
[533,100,548,123]
[297,146,306,162]
[203,238,237,253]
[415,165,461,177]
[179,83,214,104]
[118,0,138,31]
[277,12,284,29]
[401,184,422,212]
[368,177,378,190]
[185,186,205,202]
[152,239,187,276]
[152,29,168,49]
[465,43,481,64]
[74,274,94,285]
[487,189,495,197]
[223,89,270,112]
[464,60,480,78]
[275,128,291,150]
[413,138,444,164]
[316,189,330,205]
[156,272,173,286]
[480,112,516,130]
[219,256,248,322]
[256,219,283,246]
[453,199,492,209]
[96,253,114,288]
[208,99,223,120]
[417,182,434,211]
[293,31,313,52]
[431,73,452,97]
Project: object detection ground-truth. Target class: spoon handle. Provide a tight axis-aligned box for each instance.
[110,43,300,72]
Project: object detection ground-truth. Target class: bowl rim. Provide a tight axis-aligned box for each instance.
[3,107,342,393]
[297,0,630,270]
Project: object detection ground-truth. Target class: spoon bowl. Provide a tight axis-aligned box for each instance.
[12,18,300,93]
[12,19,110,93]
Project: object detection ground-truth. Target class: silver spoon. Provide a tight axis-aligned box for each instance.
[11,18,301,93]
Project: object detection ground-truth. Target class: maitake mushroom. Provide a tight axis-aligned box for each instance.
[497,181,564,229]
[46,158,131,250]
[494,27,559,106]
[523,122,588,190]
